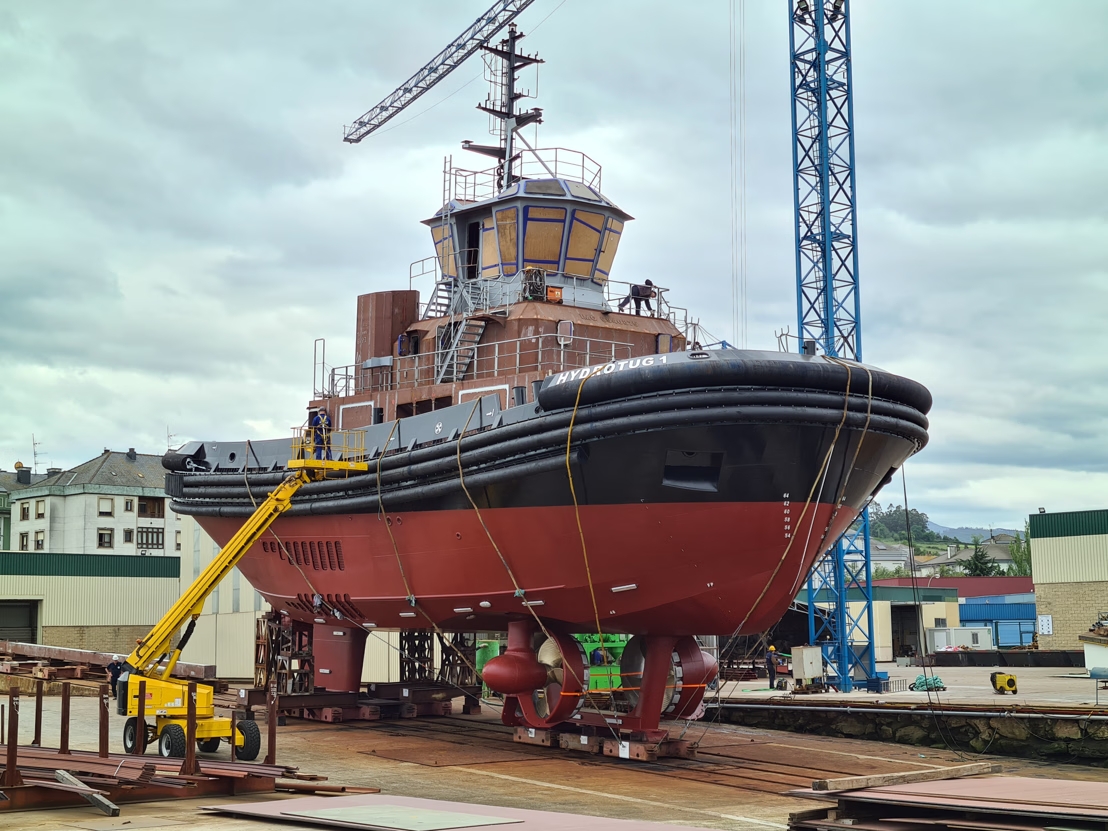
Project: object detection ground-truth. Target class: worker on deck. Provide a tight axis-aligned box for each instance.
[617,279,656,316]
[106,656,123,699]
[765,645,778,690]
[311,408,333,461]
[590,646,607,666]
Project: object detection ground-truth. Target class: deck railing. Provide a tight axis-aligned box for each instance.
[319,333,636,398]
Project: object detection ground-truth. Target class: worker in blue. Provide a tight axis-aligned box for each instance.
[617,279,656,316]
[765,645,778,690]
[310,407,333,461]
[106,656,123,699]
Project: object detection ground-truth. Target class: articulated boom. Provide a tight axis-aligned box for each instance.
[125,470,308,679]
[117,469,309,760]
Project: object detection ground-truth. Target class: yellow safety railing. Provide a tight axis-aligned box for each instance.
[289,424,369,475]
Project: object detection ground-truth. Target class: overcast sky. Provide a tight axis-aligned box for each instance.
[0,1,1103,530]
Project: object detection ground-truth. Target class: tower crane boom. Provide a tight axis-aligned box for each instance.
[343,0,537,143]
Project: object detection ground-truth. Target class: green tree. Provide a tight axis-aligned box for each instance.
[964,535,1000,577]
[1008,521,1033,577]
[868,503,939,543]
[872,565,909,580]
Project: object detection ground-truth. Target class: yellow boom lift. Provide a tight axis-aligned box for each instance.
[116,470,309,758]
[118,425,366,758]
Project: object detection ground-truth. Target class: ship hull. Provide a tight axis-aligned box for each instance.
[171,349,931,637]
[199,500,852,636]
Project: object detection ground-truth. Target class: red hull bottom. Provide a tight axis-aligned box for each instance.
[200,500,854,637]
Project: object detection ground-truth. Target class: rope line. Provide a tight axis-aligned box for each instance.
[693,358,872,740]
[565,372,606,650]
[452,398,613,734]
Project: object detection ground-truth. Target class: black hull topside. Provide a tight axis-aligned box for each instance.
[165,350,932,520]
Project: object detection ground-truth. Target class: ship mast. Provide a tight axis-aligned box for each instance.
[461,24,543,191]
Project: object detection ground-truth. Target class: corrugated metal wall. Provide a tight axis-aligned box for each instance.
[1,574,178,626]
[1032,535,1108,584]
[1030,509,1108,540]
[959,602,1037,622]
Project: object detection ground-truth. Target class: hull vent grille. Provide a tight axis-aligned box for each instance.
[262,539,346,571]
[287,592,367,621]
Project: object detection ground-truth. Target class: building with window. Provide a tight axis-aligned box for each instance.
[0,466,51,551]
[8,449,178,555]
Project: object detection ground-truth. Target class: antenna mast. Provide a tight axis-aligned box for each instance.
[462,24,543,190]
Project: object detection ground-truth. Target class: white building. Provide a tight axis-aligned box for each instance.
[9,449,180,556]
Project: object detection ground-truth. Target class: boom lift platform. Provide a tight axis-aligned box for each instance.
[117,435,365,759]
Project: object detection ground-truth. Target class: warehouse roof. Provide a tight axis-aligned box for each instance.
[1030,508,1108,540]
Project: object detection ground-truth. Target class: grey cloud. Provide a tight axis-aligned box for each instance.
[0,0,1104,531]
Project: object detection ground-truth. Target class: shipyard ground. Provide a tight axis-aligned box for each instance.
[9,669,1108,831]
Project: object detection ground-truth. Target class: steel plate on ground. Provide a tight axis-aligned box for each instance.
[205,794,710,829]
[285,805,520,830]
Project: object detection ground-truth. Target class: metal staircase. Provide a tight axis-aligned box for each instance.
[435,318,487,384]
[423,280,454,319]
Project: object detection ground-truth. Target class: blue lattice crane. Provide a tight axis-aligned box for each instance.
[788,0,875,692]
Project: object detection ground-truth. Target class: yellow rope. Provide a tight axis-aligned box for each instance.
[452,396,614,731]
[697,356,876,738]
[564,371,606,651]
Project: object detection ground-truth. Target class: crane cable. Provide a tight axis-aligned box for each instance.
[729,0,749,348]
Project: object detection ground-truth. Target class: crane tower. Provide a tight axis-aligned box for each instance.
[788,0,875,691]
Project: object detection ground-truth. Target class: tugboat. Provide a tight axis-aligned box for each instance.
[165,26,931,739]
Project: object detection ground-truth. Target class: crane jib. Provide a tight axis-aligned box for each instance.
[343,0,537,143]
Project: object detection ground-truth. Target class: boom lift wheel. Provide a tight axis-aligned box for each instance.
[235,719,262,761]
[122,717,139,754]
[158,723,187,758]
[197,737,221,753]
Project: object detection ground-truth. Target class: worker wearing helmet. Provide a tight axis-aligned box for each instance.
[311,408,333,461]
[766,645,778,690]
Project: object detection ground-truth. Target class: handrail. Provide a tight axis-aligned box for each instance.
[319,333,637,397]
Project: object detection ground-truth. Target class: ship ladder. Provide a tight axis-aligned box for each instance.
[435,318,486,384]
